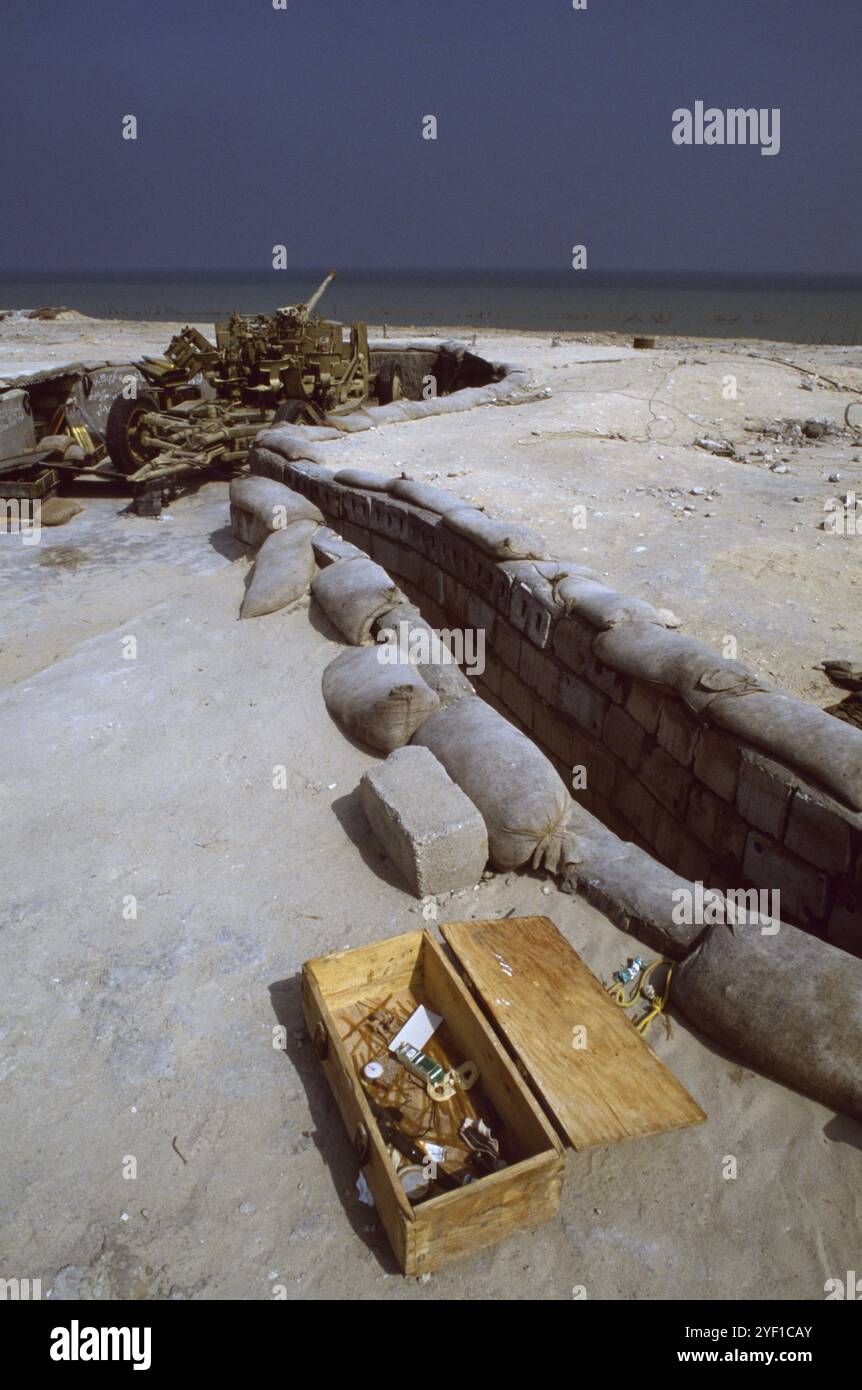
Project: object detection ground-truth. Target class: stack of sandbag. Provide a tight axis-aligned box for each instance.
[441,505,546,560]
[322,646,440,753]
[671,917,862,1121]
[230,475,324,619]
[312,557,403,644]
[240,520,319,618]
[374,604,475,708]
[229,474,322,547]
[411,695,572,872]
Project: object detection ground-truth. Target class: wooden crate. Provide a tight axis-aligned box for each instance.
[302,917,705,1274]
[302,929,565,1275]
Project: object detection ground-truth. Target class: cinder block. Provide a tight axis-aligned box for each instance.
[552,614,593,676]
[603,702,648,774]
[640,745,691,817]
[569,727,618,800]
[616,778,663,845]
[559,670,608,739]
[626,680,665,735]
[341,489,373,527]
[510,582,554,648]
[500,667,535,730]
[339,522,371,553]
[654,816,712,884]
[465,590,496,644]
[370,495,410,542]
[687,783,747,863]
[519,643,561,707]
[359,746,488,897]
[407,507,440,558]
[533,703,575,767]
[784,792,853,879]
[493,616,522,672]
[370,534,421,584]
[442,573,469,626]
[491,564,518,617]
[588,652,628,703]
[693,727,740,803]
[480,654,504,697]
[826,888,862,956]
[736,752,793,839]
[742,831,829,927]
[420,556,445,607]
[656,701,700,767]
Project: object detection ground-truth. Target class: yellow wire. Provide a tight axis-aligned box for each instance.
[606,959,674,1038]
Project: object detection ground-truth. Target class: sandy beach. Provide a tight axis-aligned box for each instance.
[1,313,860,1301]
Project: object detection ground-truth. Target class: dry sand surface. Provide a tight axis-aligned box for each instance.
[1,315,860,1300]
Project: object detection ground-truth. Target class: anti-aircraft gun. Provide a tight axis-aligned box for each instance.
[104,271,403,506]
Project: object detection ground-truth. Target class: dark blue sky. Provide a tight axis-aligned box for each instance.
[1,0,858,274]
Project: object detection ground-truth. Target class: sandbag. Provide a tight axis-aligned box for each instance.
[442,506,547,560]
[412,696,570,871]
[672,917,862,1120]
[312,557,403,644]
[376,604,474,708]
[40,497,84,527]
[334,468,402,491]
[555,577,665,629]
[390,479,465,514]
[311,526,367,568]
[229,474,323,547]
[240,519,317,618]
[322,646,440,753]
[593,622,764,713]
[254,425,335,459]
[558,803,706,957]
[708,689,862,812]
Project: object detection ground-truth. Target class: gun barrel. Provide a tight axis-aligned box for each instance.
[304,269,337,317]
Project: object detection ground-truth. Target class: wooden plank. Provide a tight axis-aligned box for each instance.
[408,1150,563,1276]
[441,916,706,1149]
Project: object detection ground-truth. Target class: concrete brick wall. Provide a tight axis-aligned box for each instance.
[252,449,862,958]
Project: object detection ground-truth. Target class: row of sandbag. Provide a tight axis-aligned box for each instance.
[249,443,862,812]
[231,472,862,1120]
[310,532,862,1124]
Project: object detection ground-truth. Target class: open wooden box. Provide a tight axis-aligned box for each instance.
[302,916,705,1275]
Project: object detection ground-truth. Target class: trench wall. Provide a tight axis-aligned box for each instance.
[251,447,862,958]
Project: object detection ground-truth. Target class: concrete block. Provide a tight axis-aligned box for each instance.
[500,667,535,730]
[533,703,575,767]
[340,522,371,553]
[616,778,663,845]
[736,752,793,839]
[654,817,713,884]
[370,494,410,542]
[493,616,521,672]
[465,590,496,645]
[559,670,608,739]
[687,782,747,863]
[743,831,829,927]
[442,573,469,626]
[552,614,593,676]
[509,582,554,648]
[420,556,445,607]
[370,533,421,584]
[519,643,561,707]
[784,791,853,879]
[490,564,517,617]
[603,702,648,774]
[479,653,504,697]
[406,507,440,559]
[569,727,618,800]
[359,746,488,897]
[626,680,665,735]
[640,745,691,818]
[693,727,740,803]
[656,701,699,767]
[341,489,373,527]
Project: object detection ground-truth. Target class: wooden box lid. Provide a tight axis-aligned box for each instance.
[441,916,706,1150]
